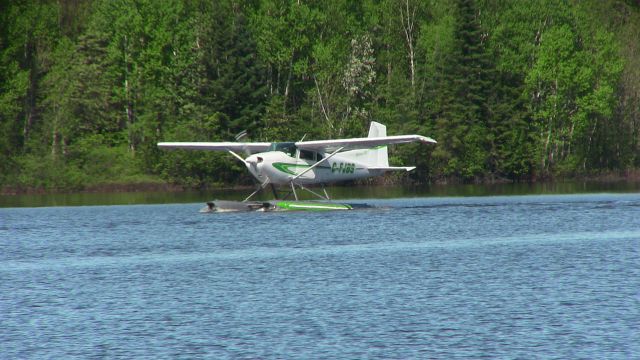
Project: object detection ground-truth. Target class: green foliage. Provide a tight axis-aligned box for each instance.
[1,0,640,191]
[12,154,88,190]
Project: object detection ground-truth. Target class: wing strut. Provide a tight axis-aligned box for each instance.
[228,150,246,164]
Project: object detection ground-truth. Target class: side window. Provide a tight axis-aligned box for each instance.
[300,150,315,161]
[316,153,324,162]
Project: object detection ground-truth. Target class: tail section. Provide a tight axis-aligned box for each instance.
[363,121,389,167]
[338,121,390,167]
[338,121,415,172]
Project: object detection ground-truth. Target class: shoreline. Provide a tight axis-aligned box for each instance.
[0,182,257,196]
[2,170,640,196]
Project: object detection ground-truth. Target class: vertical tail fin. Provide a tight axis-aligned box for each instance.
[338,121,391,167]
[337,121,416,172]
[364,121,389,167]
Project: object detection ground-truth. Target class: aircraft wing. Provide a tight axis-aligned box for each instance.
[157,142,272,153]
[295,135,436,153]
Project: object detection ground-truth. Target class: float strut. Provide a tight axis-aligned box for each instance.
[322,184,331,200]
[270,184,279,199]
[290,182,298,201]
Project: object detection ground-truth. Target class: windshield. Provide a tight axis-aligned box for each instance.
[269,142,296,157]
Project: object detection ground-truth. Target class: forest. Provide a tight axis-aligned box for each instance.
[1,0,639,192]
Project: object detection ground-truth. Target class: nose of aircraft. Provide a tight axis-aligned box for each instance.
[245,155,264,177]
[245,155,263,166]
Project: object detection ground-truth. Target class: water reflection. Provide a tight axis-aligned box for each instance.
[1,181,639,208]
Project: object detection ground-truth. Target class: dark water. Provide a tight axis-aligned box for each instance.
[1,193,639,359]
[2,180,640,208]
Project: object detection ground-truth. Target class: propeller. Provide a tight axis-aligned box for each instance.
[234,129,251,158]
[232,129,270,201]
[225,129,251,167]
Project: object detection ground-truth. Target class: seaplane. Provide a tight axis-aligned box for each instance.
[158,122,436,211]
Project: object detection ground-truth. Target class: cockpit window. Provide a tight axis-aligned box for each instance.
[270,142,296,157]
[299,149,315,161]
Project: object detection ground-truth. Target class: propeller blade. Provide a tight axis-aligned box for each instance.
[234,130,252,157]
[234,130,248,141]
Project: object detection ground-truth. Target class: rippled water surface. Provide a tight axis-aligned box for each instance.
[1,193,639,359]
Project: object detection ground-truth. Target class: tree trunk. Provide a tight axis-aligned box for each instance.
[23,63,37,147]
[284,55,294,105]
[124,35,135,155]
[51,108,59,159]
[313,75,332,134]
[543,124,552,172]
[584,118,598,170]
[400,0,416,90]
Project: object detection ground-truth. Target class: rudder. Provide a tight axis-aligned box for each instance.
[366,121,389,167]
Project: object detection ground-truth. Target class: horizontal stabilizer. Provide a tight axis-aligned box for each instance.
[369,166,416,172]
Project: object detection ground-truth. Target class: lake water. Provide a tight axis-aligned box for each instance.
[1,189,639,358]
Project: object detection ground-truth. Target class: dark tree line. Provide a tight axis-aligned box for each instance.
[1,0,639,190]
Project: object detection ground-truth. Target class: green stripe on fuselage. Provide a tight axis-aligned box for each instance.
[272,162,310,175]
[272,162,330,175]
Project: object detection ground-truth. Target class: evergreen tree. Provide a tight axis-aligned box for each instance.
[205,2,268,137]
[433,0,493,181]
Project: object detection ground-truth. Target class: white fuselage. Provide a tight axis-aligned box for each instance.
[245,150,381,186]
